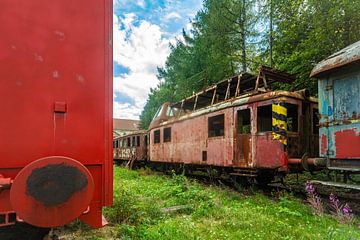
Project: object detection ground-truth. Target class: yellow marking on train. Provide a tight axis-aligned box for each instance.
[272,118,287,130]
[272,132,287,145]
[272,104,287,116]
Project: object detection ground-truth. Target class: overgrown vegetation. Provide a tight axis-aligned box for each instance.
[62,167,359,239]
[139,0,360,129]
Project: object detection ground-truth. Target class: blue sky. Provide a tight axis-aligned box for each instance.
[113,0,203,119]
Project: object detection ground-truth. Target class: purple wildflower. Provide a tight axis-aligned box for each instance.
[328,193,354,224]
[305,182,315,194]
[304,182,324,216]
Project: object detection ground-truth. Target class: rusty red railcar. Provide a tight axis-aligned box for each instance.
[148,67,319,182]
[0,0,113,228]
[113,131,149,162]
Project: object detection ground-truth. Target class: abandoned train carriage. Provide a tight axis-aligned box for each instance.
[310,40,360,173]
[148,66,319,180]
[113,131,149,161]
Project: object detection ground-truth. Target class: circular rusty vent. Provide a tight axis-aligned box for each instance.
[10,156,94,228]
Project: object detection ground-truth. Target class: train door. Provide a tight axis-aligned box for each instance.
[234,107,252,167]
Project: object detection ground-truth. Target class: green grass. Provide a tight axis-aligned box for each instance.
[63,167,359,240]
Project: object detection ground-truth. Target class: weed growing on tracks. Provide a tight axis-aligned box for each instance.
[305,181,324,216]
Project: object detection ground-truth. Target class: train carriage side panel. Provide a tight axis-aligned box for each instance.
[0,0,113,228]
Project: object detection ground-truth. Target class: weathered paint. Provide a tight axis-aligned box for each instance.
[317,66,360,160]
[312,41,360,171]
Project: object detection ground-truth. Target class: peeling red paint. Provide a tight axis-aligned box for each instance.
[320,134,327,156]
[334,129,360,158]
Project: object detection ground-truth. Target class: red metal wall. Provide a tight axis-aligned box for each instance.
[150,109,234,167]
[0,0,112,227]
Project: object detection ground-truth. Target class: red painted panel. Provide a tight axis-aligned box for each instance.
[254,134,286,169]
[334,129,360,158]
[320,134,327,156]
[0,0,113,228]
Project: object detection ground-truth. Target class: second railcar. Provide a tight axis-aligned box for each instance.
[113,131,149,162]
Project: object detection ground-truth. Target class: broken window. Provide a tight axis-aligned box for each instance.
[237,109,251,134]
[127,137,131,147]
[136,136,141,147]
[144,135,148,146]
[208,114,225,137]
[286,103,298,132]
[164,127,171,142]
[154,130,160,144]
[257,105,272,132]
[313,108,319,134]
[132,136,135,146]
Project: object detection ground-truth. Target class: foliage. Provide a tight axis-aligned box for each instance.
[139,0,360,129]
[64,167,360,239]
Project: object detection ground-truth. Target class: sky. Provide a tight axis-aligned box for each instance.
[113,0,203,120]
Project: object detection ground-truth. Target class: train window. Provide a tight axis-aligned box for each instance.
[208,114,225,137]
[137,136,140,147]
[313,108,319,134]
[127,137,131,147]
[257,105,272,132]
[132,136,135,146]
[164,127,171,142]
[154,130,161,144]
[237,109,251,134]
[286,103,298,132]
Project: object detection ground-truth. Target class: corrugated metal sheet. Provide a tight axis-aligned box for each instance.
[310,40,360,77]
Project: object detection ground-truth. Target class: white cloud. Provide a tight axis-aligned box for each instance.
[113,13,171,119]
[136,0,146,8]
[164,12,182,21]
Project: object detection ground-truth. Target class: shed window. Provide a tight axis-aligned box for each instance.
[286,103,298,132]
[127,137,131,147]
[154,130,161,144]
[208,114,225,137]
[164,127,171,142]
[137,136,141,147]
[257,105,272,132]
[237,109,251,134]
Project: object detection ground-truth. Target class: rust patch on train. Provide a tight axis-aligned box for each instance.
[26,163,88,207]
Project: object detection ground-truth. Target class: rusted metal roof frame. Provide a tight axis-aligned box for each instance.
[152,90,317,129]
[171,66,296,111]
[310,40,360,78]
